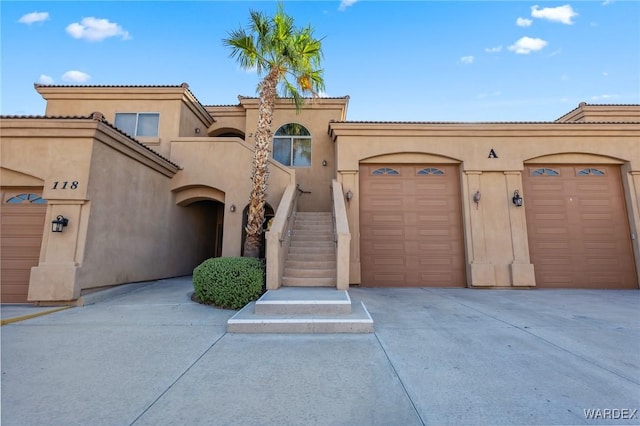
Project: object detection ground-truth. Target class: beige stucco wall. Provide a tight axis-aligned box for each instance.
[36,85,212,159]
[0,117,221,302]
[232,97,348,212]
[330,122,640,287]
[169,137,295,257]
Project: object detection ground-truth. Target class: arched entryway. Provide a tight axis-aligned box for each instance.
[174,185,226,263]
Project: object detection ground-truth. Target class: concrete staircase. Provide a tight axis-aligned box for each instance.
[282,212,336,287]
[226,212,374,333]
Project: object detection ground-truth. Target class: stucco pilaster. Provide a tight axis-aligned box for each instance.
[624,168,640,284]
[505,171,536,287]
[463,171,496,286]
[338,170,360,284]
[29,201,86,302]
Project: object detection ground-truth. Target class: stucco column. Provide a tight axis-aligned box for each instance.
[464,171,496,286]
[29,201,85,302]
[338,170,360,284]
[504,171,536,286]
[625,169,640,284]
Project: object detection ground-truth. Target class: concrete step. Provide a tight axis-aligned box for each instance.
[290,240,335,248]
[254,287,351,315]
[296,212,331,217]
[227,295,374,334]
[291,231,334,239]
[285,260,336,269]
[287,253,335,262]
[286,246,336,255]
[282,276,336,287]
[284,267,336,279]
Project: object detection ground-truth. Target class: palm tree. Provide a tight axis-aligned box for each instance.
[223,3,325,258]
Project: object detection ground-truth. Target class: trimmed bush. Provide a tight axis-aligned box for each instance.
[193,257,264,309]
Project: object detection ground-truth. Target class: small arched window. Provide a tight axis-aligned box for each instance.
[372,167,400,176]
[417,167,445,175]
[577,168,605,176]
[6,193,47,204]
[273,123,312,167]
[531,168,560,176]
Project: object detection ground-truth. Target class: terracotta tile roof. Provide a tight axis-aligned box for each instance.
[0,113,180,168]
[206,95,350,108]
[328,120,640,125]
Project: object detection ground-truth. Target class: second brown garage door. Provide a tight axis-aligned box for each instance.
[523,165,637,289]
[359,164,466,287]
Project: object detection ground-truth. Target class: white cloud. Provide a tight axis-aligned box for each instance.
[602,71,609,77]
[18,11,49,25]
[485,46,502,53]
[62,70,91,83]
[38,74,54,84]
[516,17,532,27]
[476,91,502,100]
[338,0,357,11]
[531,5,578,25]
[591,94,619,101]
[602,0,614,5]
[508,36,548,54]
[460,56,474,64]
[66,17,131,41]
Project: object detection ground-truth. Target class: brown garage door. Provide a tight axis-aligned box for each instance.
[359,164,466,287]
[523,165,637,289]
[1,191,47,303]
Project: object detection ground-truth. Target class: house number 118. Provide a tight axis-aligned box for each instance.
[52,181,79,190]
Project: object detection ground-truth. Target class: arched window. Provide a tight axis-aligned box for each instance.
[577,168,605,176]
[531,168,559,176]
[6,193,47,204]
[417,167,444,175]
[372,167,400,176]
[273,123,312,167]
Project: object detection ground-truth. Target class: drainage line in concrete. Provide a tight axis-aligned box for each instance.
[129,331,228,425]
[374,332,427,426]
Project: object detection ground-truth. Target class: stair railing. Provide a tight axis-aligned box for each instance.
[331,180,351,290]
[265,183,299,290]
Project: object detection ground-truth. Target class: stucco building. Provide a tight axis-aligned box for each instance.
[1,83,638,304]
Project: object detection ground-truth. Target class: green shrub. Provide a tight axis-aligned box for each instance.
[193,257,264,309]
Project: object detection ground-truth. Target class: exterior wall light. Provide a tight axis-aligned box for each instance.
[345,190,353,202]
[322,160,327,167]
[230,204,236,212]
[51,215,69,233]
[512,190,523,207]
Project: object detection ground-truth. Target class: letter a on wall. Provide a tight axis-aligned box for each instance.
[488,149,498,159]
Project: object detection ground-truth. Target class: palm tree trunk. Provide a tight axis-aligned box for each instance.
[243,70,278,258]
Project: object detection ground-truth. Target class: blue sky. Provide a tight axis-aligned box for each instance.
[2,1,639,121]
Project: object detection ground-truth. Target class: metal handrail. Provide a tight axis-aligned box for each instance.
[330,184,337,244]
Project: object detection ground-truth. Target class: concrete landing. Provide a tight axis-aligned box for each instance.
[227,287,374,333]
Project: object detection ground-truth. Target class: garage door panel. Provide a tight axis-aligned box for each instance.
[360,164,465,287]
[524,165,637,289]
[1,199,46,302]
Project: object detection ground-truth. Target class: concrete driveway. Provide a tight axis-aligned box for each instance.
[1,276,639,425]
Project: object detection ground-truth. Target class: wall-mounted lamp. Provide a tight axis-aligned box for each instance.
[473,190,481,209]
[51,215,69,233]
[345,190,353,202]
[322,160,327,167]
[194,127,201,134]
[512,190,523,207]
[229,204,236,213]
